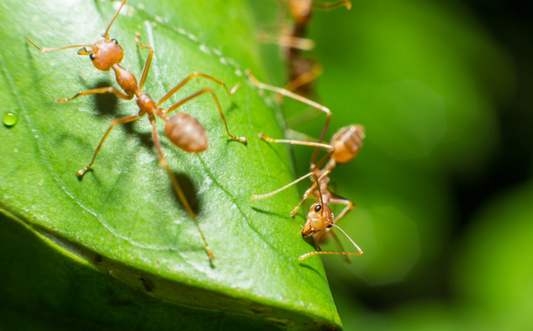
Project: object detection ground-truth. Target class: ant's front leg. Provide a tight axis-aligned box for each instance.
[56,86,133,103]
[77,115,140,177]
[135,32,154,90]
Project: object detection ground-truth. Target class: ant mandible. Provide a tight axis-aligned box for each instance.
[26,0,247,264]
[247,70,364,261]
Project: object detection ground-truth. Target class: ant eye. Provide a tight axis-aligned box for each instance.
[314,204,322,212]
[327,224,333,228]
[89,53,96,61]
[111,39,118,44]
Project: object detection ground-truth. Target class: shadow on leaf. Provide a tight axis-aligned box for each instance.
[170,171,201,216]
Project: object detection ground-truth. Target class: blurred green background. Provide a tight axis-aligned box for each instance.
[251,0,533,330]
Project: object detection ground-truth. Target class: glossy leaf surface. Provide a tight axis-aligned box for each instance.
[0,0,341,329]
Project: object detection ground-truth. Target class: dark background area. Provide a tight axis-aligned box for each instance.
[450,0,533,227]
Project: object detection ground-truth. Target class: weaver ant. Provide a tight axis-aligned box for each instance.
[259,0,351,98]
[247,70,364,261]
[26,0,247,264]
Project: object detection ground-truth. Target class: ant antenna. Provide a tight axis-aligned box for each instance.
[299,223,363,260]
[312,172,325,215]
[25,38,92,53]
[102,0,128,40]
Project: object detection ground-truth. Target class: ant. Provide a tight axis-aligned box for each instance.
[247,71,364,261]
[25,0,247,264]
[259,0,351,98]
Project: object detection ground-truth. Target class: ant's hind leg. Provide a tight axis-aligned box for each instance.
[78,115,140,177]
[148,116,216,265]
[56,86,133,103]
[165,88,247,143]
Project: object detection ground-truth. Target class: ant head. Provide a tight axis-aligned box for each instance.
[81,39,124,71]
[301,202,333,238]
[288,0,313,25]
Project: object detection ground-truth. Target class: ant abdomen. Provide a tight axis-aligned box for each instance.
[331,125,365,164]
[165,113,208,153]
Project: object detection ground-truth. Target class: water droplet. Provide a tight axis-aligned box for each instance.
[3,112,19,127]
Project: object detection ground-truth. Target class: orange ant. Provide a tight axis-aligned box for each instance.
[247,70,364,261]
[259,0,351,98]
[26,0,247,264]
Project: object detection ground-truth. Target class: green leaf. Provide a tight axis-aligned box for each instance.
[0,0,341,329]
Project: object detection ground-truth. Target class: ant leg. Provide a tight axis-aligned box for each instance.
[157,72,240,107]
[299,223,362,260]
[329,193,355,224]
[256,0,310,50]
[148,116,215,264]
[291,169,331,216]
[314,230,351,263]
[312,1,352,11]
[246,70,331,164]
[164,88,247,143]
[252,171,317,217]
[25,37,92,53]
[298,193,361,261]
[257,31,316,50]
[278,62,323,99]
[258,132,332,150]
[314,191,355,263]
[258,132,333,155]
[56,86,133,103]
[135,32,154,90]
[252,171,315,199]
[258,132,334,169]
[77,115,140,177]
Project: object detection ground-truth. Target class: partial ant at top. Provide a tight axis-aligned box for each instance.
[247,70,364,261]
[26,0,247,265]
[259,0,351,99]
